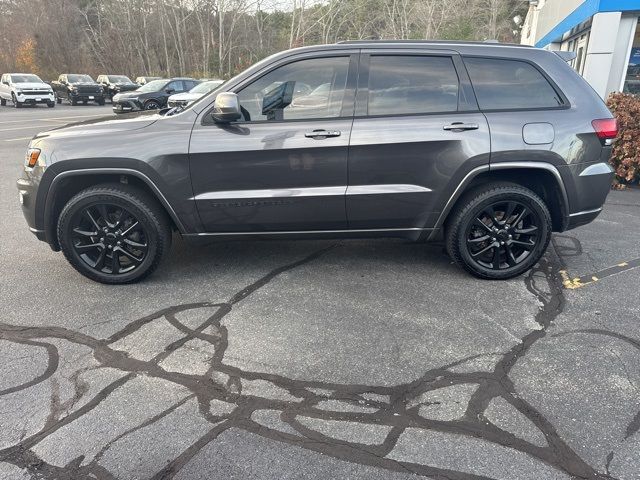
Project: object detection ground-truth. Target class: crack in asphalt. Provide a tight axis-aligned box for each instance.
[0,241,624,479]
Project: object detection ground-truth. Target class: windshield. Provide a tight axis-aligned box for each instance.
[108,75,132,83]
[138,79,167,93]
[67,74,94,83]
[190,80,223,94]
[10,74,43,83]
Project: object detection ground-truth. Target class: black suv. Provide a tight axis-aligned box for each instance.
[112,77,199,113]
[17,41,616,284]
[96,75,139,103]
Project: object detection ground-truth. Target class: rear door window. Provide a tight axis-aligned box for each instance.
[366,55,459,116]
[463,57,564,110]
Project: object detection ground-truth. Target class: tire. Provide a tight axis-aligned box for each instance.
[0,98,6,106]
[12,93,21,108]
[56,95,62,104]
[445,182,552,280]
[57,183,172,284]
[97,97,105,106]
[47,101,55,108]
[69,96,77,106]
[144,100,160,110]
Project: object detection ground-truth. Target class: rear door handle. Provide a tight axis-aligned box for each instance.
[305,129,341,138]
[443,123,479,131]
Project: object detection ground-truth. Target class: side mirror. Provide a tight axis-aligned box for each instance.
[2,81,8,86]
[212,92,242,123]
[165,88,175,94]
[262,80,295,120]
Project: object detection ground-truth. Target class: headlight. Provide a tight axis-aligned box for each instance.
[25,148,41,168]
[15,88,22,93]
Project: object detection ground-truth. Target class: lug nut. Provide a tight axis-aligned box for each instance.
[99,237,104,242]
[508,234,512,239]
[108,245,113,249]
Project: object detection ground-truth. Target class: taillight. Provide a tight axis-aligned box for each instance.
[591,118,618,141]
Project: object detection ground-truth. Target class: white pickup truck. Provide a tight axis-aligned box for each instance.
[0,73,55,108]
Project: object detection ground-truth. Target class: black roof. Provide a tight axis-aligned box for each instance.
[336,39,532,48]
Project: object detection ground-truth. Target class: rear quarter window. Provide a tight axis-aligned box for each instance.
[367,55,459,115]
[463,57,564,110]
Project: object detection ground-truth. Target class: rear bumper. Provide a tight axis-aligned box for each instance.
[113,100,142,113]
[561,161,613,231]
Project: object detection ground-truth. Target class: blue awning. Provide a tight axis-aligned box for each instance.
[535,0,640,48]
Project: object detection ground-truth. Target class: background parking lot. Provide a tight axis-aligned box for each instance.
[1,105,640,479]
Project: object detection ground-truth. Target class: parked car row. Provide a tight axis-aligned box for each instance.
[0,72,224,110]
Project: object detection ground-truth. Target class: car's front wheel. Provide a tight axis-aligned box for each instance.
[144,100,160,110]
[12,93,21,108]
[445,183,552,280]
[57,184,172,284]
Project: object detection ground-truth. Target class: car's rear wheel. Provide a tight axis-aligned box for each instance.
[0,98,6,106]
[57,184,172,284]
[445,183,551,280]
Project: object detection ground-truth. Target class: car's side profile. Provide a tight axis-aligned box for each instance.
[17,41,616,284]
[112,77,200,113]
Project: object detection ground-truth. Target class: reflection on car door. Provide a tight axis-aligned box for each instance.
[347,50,491,232]
[189,53,358,233]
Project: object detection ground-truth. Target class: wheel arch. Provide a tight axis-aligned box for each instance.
[431,162,569,239]
[43,169,185,251]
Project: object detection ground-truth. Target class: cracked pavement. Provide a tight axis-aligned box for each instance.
[1,106,639,479]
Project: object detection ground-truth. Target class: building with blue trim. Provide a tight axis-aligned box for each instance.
[521,0,640,98]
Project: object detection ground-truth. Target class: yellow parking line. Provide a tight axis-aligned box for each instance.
[560,257,640,289]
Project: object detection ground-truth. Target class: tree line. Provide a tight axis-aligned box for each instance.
[0,0,528,81]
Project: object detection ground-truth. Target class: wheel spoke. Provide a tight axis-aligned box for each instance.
[73,228,98,237]
[492,245,501,269]
[504,243,517,266]
[484,206,500,226]
[116,246,142,264]
[471,242,495,258]
[111,252,120,274]
[84,209,101,231]
[97,204,109,225]
[94,249,107,270]
[467,235,491,245]
[514,226,538,236]
[511,207,528,227]
[120,221,139,237]
[123,238,148,251]
[74,243,102,251]
[473,218,493,234]
[511,239,535,251]
[503,202,516,223]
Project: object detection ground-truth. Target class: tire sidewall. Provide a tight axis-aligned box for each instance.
[58,192,162,283]
[454,189,551,279]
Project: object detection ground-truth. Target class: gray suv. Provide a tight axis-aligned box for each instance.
[17,41,616,284]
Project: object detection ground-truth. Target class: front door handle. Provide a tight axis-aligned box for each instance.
[305,129,341,139]
[443,123,479,131]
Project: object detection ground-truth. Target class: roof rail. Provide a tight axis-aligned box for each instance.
[554,51,577,62]
[336,39,532,47]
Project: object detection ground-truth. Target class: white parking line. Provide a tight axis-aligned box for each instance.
[0,124,56,133]
[0,113,106,125]
[3,136,33,142]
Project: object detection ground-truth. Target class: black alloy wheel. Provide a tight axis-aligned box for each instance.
[144,100,160,110]
[464,200,540,271]
[446,183,552,280]
[57,184,171,284]
[69,203,149,275]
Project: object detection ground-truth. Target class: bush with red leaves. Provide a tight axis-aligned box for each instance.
[606,92,640,184]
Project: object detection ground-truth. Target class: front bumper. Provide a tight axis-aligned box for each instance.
[113,99,143,113]
[168,99,189,108]
[15,92,55,104]
[69,91,104,101]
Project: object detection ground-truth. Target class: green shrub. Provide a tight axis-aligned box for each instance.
[606,92,640,184]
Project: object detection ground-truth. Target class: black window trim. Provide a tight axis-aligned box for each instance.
[461,54,571,113]
[202,51,360,126]
[355,49,480,120]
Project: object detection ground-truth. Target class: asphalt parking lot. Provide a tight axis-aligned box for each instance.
[1,104,639,480]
